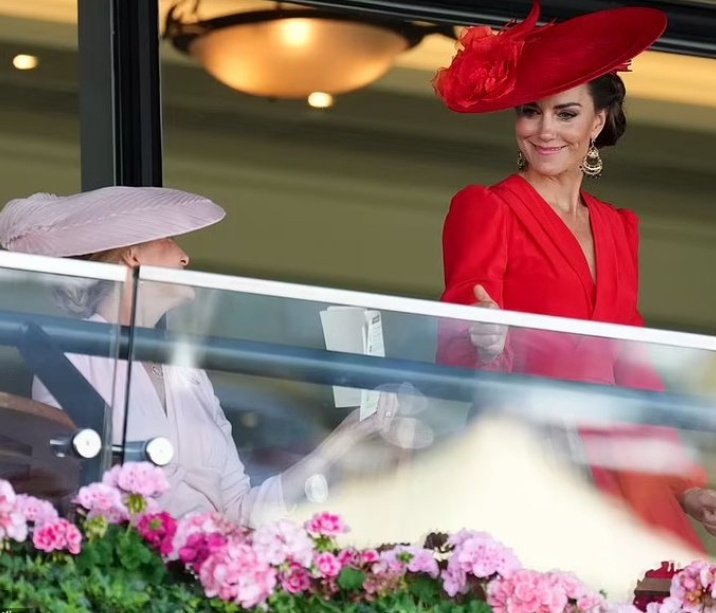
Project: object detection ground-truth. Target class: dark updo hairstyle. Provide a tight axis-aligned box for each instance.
[588,73,626,148]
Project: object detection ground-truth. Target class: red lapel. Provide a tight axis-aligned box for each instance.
[496,175,598,314]
[581,191,618,322]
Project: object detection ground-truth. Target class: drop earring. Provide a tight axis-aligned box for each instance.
[517,151,527,171]
[580,140,603,177]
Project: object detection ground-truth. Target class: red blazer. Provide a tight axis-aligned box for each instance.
[439,174,706,551]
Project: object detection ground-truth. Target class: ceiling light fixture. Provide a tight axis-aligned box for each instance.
[307,91,334,109]
[12,54,39,71]
[165,1,452,100]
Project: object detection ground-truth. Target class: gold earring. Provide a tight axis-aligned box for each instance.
[517,151,527,171]
[580,140,603,177]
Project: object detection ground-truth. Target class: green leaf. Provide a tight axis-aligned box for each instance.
[467,600,493,613]
[406,574,441,604]
[338,567,366,592]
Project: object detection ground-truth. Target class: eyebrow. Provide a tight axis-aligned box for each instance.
[521,102,582,110]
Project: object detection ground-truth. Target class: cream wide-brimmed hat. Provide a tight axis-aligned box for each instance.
[0,186,226,257]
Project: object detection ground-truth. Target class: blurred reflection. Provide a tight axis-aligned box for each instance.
[0,261,125,503]
[439,316,716,551]
[294,416,703,601]
[376,383,433,450]
[137,258,716,556]
[382,417,434,450]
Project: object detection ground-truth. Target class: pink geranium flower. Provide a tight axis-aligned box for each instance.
[375,550,407,575]
[179,532,229,572]
[486,568,606,613]
[281,562,312,594]
[442,530,521,597]
[103,462,169,499]
[488,569,569,613]
[549,570,606,611]
[0,480,27,543]
[199,537,277,609]
[33,518,82,555]
[14,494,58,526]
[364,557,404,597]
[338,547,360,568]
[305,512,349,538]
[315,552,342,578]
[253,519,314,568]
[442,566,467,598]
[361,549,380,565]
[75,482,128,524]
[169,511,244,561]
[381,545,440,579]
[137,512,177,556]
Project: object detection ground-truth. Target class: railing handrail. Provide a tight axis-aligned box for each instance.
[139,265,716,353]
[0,251,711,353]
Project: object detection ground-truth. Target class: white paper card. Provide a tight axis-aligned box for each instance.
[319,306,385,419]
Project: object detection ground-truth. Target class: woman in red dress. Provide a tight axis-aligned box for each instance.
[434,1,716,551]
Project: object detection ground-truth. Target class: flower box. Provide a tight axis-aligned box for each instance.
[0,462,707,612]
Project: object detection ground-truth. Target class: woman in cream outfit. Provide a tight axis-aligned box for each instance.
[0,186,394,526]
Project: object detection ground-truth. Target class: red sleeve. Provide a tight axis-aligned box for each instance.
[436,186,513,370]
[613,210,708,498]
[441,185,509,307]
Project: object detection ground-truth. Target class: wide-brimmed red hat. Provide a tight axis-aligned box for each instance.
[434,1,667,114]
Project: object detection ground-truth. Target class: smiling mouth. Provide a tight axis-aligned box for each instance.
[532,144,566,154]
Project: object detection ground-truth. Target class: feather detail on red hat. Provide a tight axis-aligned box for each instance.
[433,2,542,111]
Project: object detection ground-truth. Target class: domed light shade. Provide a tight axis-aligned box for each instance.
[166,5,442,99]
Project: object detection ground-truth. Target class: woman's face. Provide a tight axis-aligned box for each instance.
[130,238,190,269]
[515,84,606,177]
[126,238,195,311]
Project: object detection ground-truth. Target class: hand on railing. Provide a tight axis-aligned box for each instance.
[682,487,716,536]
[469,285,508,363]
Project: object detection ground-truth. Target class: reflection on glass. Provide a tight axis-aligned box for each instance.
[0,253,124,505]
[127,273,407,526]
[129,265,716,596]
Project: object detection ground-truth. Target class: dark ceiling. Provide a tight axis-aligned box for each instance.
[297,0,716,57]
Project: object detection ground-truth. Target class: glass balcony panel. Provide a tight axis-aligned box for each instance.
[125,265,716,596]
[0,252,127,505]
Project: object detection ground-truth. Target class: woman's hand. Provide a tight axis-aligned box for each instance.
[681,487,716,535]
[469,284,507,362]
[321,392,399,454]
[279,387,425,504]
